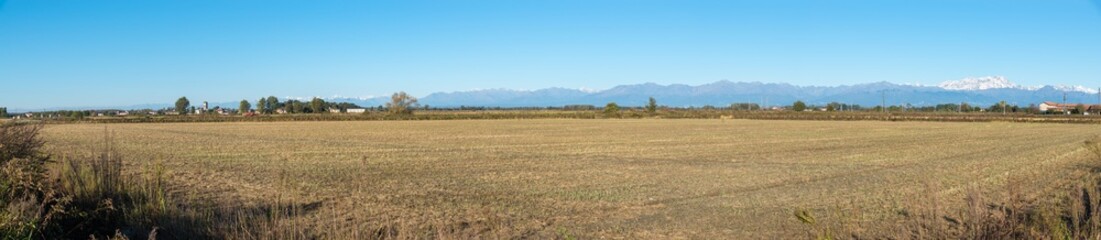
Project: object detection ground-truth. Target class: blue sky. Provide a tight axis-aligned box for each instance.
[1,0,1100,109]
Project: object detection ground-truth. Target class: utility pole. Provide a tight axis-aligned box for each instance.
[881,91,886,113]
[1097,87,1100,114]
[1063,92,1068,114]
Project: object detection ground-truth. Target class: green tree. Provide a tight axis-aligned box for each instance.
[1076,104,1086,114]
[0,107,7,118]
[792,100,807,112]
[239,100,252,114]
[265,96,279,114]
[826,104,835,112]
[292,101,305,113]
[175,97,190,115]
[646,97,658,114]
[310,98,326,113]
[69,111,84,120]
[256,98,266,114]
[604,102,620,117]
[283,100,301,114]
[387,92,418,115]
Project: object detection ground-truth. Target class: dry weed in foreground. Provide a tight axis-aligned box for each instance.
[798,136,1101,239]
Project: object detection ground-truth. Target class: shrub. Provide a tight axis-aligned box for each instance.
[0,123,202,239]
[603,102,620,117]
[0,123,50,199]
[0,123,59,237]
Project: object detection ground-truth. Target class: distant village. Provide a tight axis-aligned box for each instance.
[3,96,1101,120]
[2,96,371,120]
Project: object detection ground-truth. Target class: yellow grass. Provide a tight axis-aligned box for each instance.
[39,119,1101,238]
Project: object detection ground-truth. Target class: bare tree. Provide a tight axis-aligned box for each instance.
[387,92,419,115]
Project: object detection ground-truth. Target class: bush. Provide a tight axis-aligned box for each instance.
[603,102,620,117]
[0,123,51,200]
[0,123,47,164]
[0,123,59,237]
[0,123,204,239]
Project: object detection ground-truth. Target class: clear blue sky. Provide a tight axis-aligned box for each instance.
[2,0,1100,109]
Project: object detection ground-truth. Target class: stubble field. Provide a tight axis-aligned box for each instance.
[40,119,1101,238]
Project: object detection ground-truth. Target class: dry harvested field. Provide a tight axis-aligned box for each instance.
[39,119,1101,238]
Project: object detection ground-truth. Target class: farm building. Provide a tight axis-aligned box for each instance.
[1039,101,1101,113]
[346,108,367,113]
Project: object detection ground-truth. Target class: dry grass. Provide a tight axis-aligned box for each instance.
[38,119,1101,238]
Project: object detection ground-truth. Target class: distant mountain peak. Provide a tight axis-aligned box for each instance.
[938,76,1017,91]
[1053,85,1100,94]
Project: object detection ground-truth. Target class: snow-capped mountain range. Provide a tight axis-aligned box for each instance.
[11,77,1100,112]
[319,76,1098,108]
[938,76,1097,94]
[938,76,1022,91]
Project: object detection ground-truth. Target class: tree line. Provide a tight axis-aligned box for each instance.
[593,98,1082,115]
[5,94,1095,121]
[169,92,421,116]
